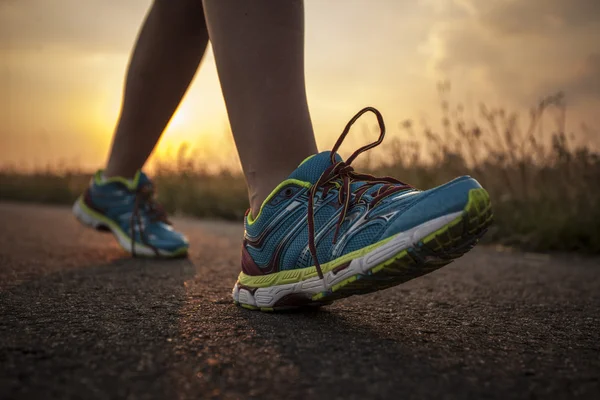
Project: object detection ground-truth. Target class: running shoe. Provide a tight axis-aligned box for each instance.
[232,107,493,311]
[72,170,189,257]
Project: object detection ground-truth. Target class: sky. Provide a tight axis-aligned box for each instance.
[1,0,599,171]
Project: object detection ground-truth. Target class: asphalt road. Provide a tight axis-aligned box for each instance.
[1,202,599,400]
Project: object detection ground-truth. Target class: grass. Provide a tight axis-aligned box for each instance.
[373,88,600,253]
[1,87,599,253]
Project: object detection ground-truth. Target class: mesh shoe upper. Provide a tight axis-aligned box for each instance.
[243,108,482,277]
[83,170,188,254]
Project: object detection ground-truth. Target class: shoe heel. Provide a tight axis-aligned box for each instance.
[72,198,110,232]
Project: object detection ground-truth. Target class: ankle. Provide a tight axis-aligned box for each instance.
[103,165,137,180]
[248,176,287,220]
[249,187,270,220]
[245,155,317,220]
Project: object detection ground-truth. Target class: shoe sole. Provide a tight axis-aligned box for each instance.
[72,197,188,258]
[233,188,493,311]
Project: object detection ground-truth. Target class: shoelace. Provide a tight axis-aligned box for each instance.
[307,107,413,280]
[130,183,170,257]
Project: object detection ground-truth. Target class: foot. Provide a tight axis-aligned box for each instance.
[232,107,493,311]
[72,170,189,257]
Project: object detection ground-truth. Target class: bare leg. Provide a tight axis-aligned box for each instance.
[202,0,318,216]
[104,0,209,179]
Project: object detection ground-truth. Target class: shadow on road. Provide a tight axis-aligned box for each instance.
[236,306,479,399]
[2,238,599,399]
[0,256,196,399]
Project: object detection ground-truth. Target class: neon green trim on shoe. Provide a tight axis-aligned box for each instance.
[94,169,140,191]
[246,178,312,225]
[298,154,316,167]
[237,234,395,287]
[78,197,187,257]
[78,196,130,238]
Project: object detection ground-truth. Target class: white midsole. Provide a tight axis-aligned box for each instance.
[232,211,462,308]
[72,198,173,257]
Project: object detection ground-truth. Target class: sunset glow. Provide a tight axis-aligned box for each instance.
[1,0,599,171]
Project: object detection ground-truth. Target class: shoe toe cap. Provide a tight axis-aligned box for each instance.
[146,223,189,253]
[381,176,482,238]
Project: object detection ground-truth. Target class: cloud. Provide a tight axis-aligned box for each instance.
[421,0,600,105]
[478,0,600,36]
[566,52,600,100]
[0,0,151,53]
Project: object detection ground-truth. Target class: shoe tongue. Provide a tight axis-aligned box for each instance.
[288,151,343,184]
[122,170,152,191]
[135,171,152,187]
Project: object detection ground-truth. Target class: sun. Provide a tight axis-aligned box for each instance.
[168,106,189,131]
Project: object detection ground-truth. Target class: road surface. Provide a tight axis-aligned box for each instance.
[1,202,599,399]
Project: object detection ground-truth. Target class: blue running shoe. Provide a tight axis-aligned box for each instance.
[233,107,493,311]
[72,170,189,257]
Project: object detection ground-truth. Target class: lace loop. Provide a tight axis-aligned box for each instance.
[307,107,413,280]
